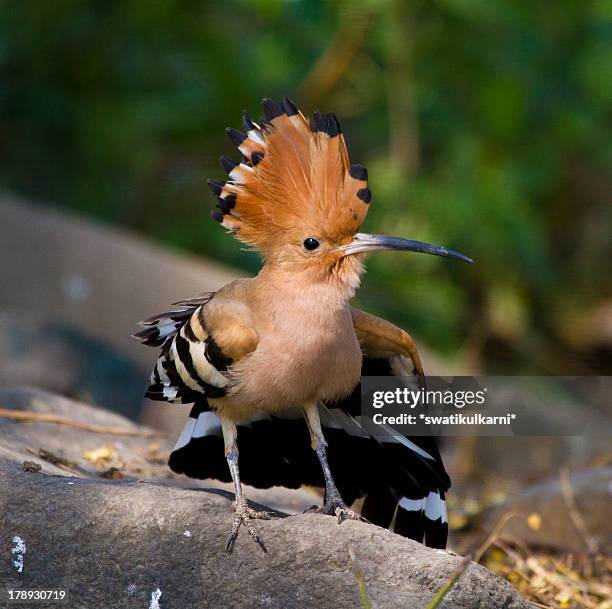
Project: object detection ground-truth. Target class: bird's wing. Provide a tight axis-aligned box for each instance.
[132,292,257,405]
[350,307,424,376]
[133,292,260,483]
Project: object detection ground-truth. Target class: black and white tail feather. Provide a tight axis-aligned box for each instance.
[134,295,450,548]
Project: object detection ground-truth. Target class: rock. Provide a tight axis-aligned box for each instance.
[454,467,612,555]
[0,193,238,434]
[0,313,145,419]
[0,387,532,608]
[0,386,317,515]
[0,194,236,371]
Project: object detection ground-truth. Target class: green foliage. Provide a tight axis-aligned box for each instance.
[1,0,610,371]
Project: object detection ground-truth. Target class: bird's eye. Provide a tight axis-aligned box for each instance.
[303,238,320,251]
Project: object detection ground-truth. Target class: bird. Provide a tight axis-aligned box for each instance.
[133,96,472,554]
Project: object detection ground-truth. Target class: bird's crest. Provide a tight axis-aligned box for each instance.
[207,97,371,252]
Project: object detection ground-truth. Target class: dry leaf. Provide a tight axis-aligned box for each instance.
[526,512,542,531]
[83,445,117,465]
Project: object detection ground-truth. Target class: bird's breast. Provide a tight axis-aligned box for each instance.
[223,308,362,419]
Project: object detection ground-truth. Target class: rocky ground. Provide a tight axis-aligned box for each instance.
[0,387,534,609]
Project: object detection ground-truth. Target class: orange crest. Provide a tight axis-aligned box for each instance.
[208,97,371,253]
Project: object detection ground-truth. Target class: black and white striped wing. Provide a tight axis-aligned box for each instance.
[132,293,231,405]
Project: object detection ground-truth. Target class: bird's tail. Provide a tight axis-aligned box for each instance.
[168,400,450,549]
[320,407,450,549]
[362,485,449,549]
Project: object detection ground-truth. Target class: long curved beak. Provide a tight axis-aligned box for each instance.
[339,233,473,264]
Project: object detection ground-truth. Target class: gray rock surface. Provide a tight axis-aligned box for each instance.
[0,313,145,419]
[455,467,612,555]
[0,193,237,436]
[0,387,532,609]
[0,194,236,371]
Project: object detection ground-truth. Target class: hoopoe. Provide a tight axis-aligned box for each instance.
[133,97,472,553]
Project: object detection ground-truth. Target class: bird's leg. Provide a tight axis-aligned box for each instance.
[221,418,270,554]
[302,403,368,525]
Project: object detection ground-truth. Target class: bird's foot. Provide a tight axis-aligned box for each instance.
[304,497,369,525]
[225,500,271,554]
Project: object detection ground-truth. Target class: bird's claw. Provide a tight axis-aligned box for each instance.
[226,500,270,554]
[304,499,369,525]
[334,504,368,525]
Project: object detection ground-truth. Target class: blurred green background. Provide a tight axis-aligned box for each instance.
[1,0,611,374]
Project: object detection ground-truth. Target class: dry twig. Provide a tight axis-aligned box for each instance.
[489,540,611,609]
[0,407,158,437]
[473,511,520,563]
[559,468,599,554]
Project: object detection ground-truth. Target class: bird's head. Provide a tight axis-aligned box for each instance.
[208,97,471,290]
